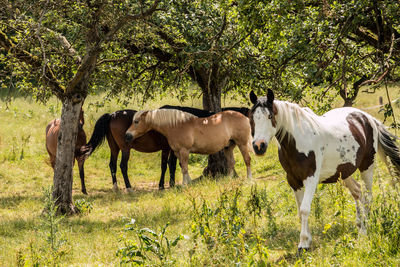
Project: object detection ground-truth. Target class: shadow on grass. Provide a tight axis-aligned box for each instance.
[0,183,184,209]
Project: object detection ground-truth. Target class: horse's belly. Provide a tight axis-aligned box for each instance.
[319,144,359,182]
[190,137,230,154]
[190,127,231,154]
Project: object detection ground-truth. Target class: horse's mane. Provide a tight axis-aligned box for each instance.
[135,109,197,127]
[274,101,321,140]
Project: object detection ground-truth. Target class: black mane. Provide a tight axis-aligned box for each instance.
[160,105,250,117]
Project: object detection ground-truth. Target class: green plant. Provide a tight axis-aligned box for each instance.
[117,219,184,265]
[369,186,400,255]
[16,187,70,266]
[190,186,272,265]
[74,198,93,214]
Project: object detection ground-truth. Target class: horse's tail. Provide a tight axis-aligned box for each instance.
[82,113,112,158]
[376,121,400,179]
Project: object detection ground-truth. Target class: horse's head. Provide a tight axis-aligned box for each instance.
[125,110,150,143]
[249,89,277,155]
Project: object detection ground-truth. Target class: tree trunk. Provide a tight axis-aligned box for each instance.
[52,95,84,214]
[339,76,368,107]
[200,70,229,178]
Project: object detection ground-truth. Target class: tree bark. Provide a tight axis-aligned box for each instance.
[52,95,84,214]
[190,66,230,178]
[202,82,229,178]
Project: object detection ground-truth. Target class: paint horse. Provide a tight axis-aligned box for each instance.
[125,109,253,184]
[82,106,249,191]
[46,108,87,194]
[249,89,400,252]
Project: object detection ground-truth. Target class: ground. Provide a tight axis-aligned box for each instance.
[0,87,400,266]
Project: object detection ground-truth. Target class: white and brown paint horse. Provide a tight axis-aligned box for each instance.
[46,108,87,194]
[125,109,253,184]
[249,89,400,252]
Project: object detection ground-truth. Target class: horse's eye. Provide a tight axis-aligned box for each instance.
[134,120,139,124]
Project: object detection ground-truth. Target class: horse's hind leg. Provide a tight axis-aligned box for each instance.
[77,158,87,195]
[360,164,374,215]
[224,144,236,177]
[159,149,169,190]
[107,137,120,192]
[120,150,133,193]
[237,144,252,179]
[168,150,177,188]
[343,177,366,234]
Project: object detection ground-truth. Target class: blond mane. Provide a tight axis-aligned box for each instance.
[134,109,197,127]
[274,100,321,140]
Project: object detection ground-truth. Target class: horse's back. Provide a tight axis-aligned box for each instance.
[109,109,169,152]
[198,110,251,145]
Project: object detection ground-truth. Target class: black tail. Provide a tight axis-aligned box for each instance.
[377,124,400,177]
[82,113,112,157]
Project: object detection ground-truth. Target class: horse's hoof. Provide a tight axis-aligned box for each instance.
[112,183,119,192]
[297,247,309,256]
[159,186,165,191]
[82,190,88,195]
[126,187,134,194]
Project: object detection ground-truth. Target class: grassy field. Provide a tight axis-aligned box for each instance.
[1,87,400,266]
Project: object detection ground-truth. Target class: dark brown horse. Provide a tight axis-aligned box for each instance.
[82,106,250,191]
[81,109,173,192]
[46,108,87,194]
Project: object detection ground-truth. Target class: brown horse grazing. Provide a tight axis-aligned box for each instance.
[125,109,253,184]
[45,108,87,194]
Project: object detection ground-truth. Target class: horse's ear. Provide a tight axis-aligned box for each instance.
[267,89,274,103]
[141,111,149,118]
[250,90,258,104]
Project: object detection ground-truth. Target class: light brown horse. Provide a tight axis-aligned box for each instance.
[45,108,87,194]
[125,109,253,184]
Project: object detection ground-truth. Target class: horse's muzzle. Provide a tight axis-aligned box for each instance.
[253,140,267,155]
[125,132,134,143]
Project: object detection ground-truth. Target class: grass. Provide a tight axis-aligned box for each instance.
[0,87,400,265]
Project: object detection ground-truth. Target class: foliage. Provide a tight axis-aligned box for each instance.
[189,185,273,265]
[239,0,400,110]
[116,219,184,265]
[74,198,93,214]
[369,185,400,255]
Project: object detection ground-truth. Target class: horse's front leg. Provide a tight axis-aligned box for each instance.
[176,149,191,185]
[159,149,169,190]
[168,150,177,188]
[298,174,319,252]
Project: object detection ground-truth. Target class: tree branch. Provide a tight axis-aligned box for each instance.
[0,29,65,98]
[66,0,160,93]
